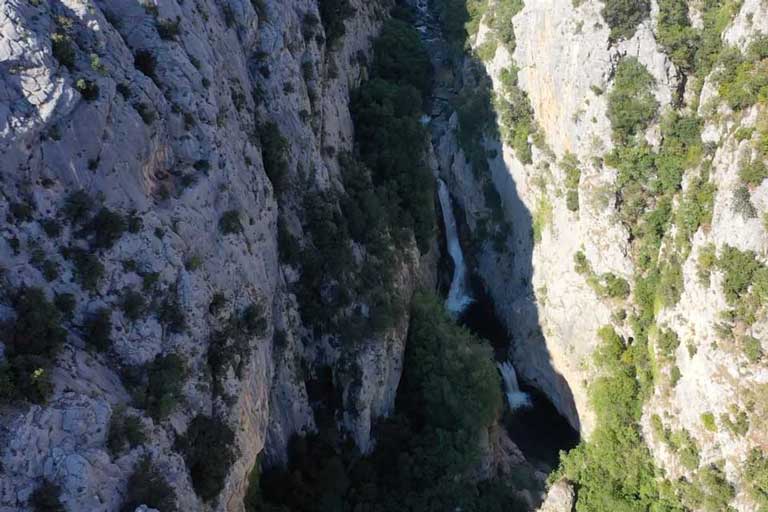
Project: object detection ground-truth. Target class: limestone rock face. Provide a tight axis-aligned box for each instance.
[0,0,425,510]
[436,0,681,436]
[435,0,768,510]
[537,479,575,512]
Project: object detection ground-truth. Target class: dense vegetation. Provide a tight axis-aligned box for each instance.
[556,326,684,511]
[247,291,527,512]
[318,0,354,45]
[0,288,67,404]
[352,17,434,252]
[607,58,659,144]
[292,12,435,337]
[176,415,237,502]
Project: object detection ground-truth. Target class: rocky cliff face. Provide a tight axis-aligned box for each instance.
[431,0,768,510]
[4,0,768,510]
[0,0,435,510]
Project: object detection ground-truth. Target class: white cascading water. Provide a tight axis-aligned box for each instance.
[437,179,473,314]
[498,361,532,410]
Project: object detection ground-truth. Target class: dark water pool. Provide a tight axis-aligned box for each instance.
[459,276,580,469]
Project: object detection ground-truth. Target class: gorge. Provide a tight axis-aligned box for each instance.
[2,0,768,511]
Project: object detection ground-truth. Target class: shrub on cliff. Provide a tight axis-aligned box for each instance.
[83,307,112,352]
[656,0,699,71]
[121,456,177,512]
[373,18,432,97]
[125,353,186,420]
[219,209,243,235]
[107,407,146,456]
[601,0,650,42]
[258,122,289,195]
[176,415,236,502]
[607,58,658,143]
[1,288,67,404]
[318,0,354,45]
[29,479,64,512]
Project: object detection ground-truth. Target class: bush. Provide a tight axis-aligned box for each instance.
[607,58,658,142]
[158,290,186,334]
[241,303,268,336]
[1,288,67,404]
[561,152,581,211]
[733,185,757,219]
[258,123,289,194]
[742,335,763,363]
[54,293,77,316]
[697,243,717,285]
[107,407,146,455]
[83,307,112,352]
[157,17,180,40]
[131,354,186,420]
[65,247,104,292]
[318,0,354,45]
[670,429,700,470]
[176,415,236,502]
[219,210,242,235]
[657,259,684,307]
[715,38,768,111]
[134,50,157,79]
[277,217,301,264]
[490,0,524,48]
[602,0,650,41]
[373,19,432,96]
[29,480,64,512]
[566,190,580,211]
[121,456,177,512]
[121,290,146,322]
[701,412,717,432]
[717,245,764,304]
[75,78,99,101]
[574,250,590,275]
[744,449,768,509]
[602,273,631,299]
[86,208,126,249]
[721,409,749,436]
[63,190,92,225]
[51,33,75,68]
[656,0,698,71]
[656,327,680,361]
[739,159,768,187]
[676,169,716,250]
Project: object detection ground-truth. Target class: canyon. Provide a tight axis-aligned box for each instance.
[1,0,768,511]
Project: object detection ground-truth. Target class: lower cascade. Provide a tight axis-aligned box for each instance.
[497,361,532,411]
[437,179,473,314]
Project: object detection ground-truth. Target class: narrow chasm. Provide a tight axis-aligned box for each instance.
[417,0,580,473]
[249,1,580,510]
[438,178,580,472]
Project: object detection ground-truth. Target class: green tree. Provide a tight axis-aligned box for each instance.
[607,58,659,143]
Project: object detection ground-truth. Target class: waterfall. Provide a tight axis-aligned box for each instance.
[437,179,473,314]
[498,361,532,410]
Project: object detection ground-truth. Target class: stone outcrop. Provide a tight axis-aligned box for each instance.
[537,479,575,512]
